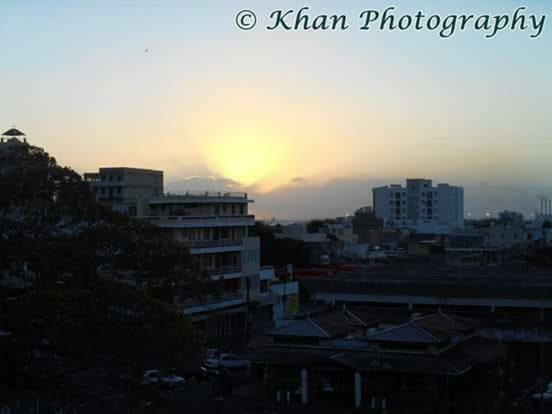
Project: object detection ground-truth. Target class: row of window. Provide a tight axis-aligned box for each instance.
[100,175,123,182]
[156,204,246,216]
[94,187,122,195]
[390,191,439,198]
[389,208,440,214]
[181,227,246,241]
[389,200,439,206]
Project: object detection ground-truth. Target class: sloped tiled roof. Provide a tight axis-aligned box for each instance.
[412,312,475,333]
[2,128,25,137]
[245,337,500,375]
[364,312,476,344]
[268,318,335,338]
[366,323,444,344]
[268,309,366,338]
[245,347,340,366]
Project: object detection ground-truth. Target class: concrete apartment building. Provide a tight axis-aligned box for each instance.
[144,191,258,293]
[83,167,298,346]
[373,178,464,234]
[84,167,163,216]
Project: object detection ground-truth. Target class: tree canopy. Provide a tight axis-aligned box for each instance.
[0,142,204,402]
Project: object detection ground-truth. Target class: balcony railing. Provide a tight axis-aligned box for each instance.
[182,293,245,315]
[141,215,255,227]
[164,191,248,198]
[148,192,250,204]
[185,239,243,249]
[206,266,242,276]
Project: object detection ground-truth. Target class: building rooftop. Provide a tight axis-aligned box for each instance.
[300,276,552,303]
[268,309,374,339]
[246,335,502,376]
[148,192,252,204]
[2,128,25,137]
[365,323,450,344]
[84,167,163,175]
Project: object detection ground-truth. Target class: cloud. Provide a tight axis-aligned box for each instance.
[167,173,551,221]
[250,177,550,221]
[167,176,244,192]
[291,177,307,184]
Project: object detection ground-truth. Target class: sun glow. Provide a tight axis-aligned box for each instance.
[203,124,286,191]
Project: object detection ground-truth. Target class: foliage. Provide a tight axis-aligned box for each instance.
[251,222,309,267]
[0,142,204,394]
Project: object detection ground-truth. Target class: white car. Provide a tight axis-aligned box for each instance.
[531,392,552,401]
[205,353,248,370]
[142,370,185,387]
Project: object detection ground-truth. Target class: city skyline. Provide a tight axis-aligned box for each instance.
[1,0,551,219]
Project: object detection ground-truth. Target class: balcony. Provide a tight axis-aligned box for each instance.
[185,239,242,249]
[270,281,299,296]
[260,266,275,280]
[182,293,245,316]
[206,266,242,279]
[186,239,243,254]
[149,191,252,205]
[141,215,255,229]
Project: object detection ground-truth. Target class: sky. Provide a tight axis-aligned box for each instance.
[1,0,551,220]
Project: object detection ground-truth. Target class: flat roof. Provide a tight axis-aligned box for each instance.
[84,167,163,174]
[149,192,252,204]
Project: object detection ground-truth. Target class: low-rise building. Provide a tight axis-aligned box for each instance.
[247,308,505,412]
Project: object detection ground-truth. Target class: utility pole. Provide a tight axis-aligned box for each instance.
[245,276,251,343]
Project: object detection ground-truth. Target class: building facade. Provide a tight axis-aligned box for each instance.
[373,178,464,234]
[143,191,257,294]
[84,167,163,216]
[83,167,298,347]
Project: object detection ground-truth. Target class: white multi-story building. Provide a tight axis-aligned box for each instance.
[83,167,298,344]
[143,191,258,294]
[373,179,464,234]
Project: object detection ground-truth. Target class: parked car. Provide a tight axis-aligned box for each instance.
[205,353,248,371]
[531,392,552,401]
[142,370,185,388]
[205,348,221,360]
